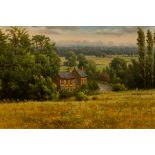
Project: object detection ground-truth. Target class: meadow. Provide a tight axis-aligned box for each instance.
[60,55,138,71]
[0,89,155,129]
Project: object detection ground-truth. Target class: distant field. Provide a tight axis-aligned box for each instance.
[60,55,138,71]
[86,55,138,71]
[0,89,155,129]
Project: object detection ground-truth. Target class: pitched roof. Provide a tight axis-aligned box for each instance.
[58,72,75,79]
[75,69,88,77]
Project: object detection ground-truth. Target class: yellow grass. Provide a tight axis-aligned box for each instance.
[0,89,155,129]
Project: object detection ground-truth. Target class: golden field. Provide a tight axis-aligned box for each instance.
[60,55,138,71]
[0,89,155,129]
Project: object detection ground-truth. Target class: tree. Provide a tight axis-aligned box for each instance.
[108,57,127,84]
[0,29,7,53]
[7,26,31,55]
[126,59,142,88]
[28,75,59,100]
[85,60,98,80]
[0,27,60,100]
[64,51,77,68]
[137,28,146,88]
[146,30,154,88]
[32,35,55,52]
[77,53,88,69]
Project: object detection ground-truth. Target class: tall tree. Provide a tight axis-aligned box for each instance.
[77,53,88,69]
[137,28,146,88]
[7,27,31,55]
[146,29,154,88]
[64,51,77,68]
[153,33,155,87]
[0,29,7,53]
[32,35,55,52]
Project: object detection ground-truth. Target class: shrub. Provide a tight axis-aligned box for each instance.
[76,91,88,101]
[88,80,99,91]
[59,89,74,99]
[92,96,99,100]
[28,76,59,100]
[112,83,127,91]
[99,72,110,82]
[78,84,89,94]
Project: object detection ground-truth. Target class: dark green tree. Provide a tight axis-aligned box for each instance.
[77,53,88,69]
[64,51,77,68]
[0,27,60,100]
[137,28,146,88]
[146,29,154,88]
[107,57,127,84]
[126,59,142,88]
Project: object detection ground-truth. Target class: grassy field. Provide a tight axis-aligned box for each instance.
[60,55,138,71]
[0,89,155,129]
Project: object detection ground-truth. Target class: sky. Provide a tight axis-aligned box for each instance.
[1,26,155,46]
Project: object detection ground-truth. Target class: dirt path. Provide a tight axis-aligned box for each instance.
[97,83,112,93]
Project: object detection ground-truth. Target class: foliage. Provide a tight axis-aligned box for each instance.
[137,28,146,88]
[76,91,88,101]
[112,83,127,91]
[28,76,59,100]
[146,30,154,88]
[57,46,138,57]
[87,80,99,91]
[126,59,142,89]
[0,27,60,100]
[64,51,77,68]
[59,89,75,99]
[85,60,98,80]
[99,72,110,82]
[107,57,127,84]
[77,53,88,69]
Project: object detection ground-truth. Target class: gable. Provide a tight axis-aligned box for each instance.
[73,68,87,78]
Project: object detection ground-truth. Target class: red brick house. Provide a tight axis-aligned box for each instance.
[55,68,88,90]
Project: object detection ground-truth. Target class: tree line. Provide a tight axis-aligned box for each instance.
[107,28,155,90]
[57,46,138,57]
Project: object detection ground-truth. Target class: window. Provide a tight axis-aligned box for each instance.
[61,80,64,85]
[64,80,66,85]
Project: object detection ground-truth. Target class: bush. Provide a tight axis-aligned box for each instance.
[78,84,89,94]
[28,76,59,100]
[112,83,127,91]
[88,80,99,91]
[59,89,74,99]
[99,72,110,82]
[76,91,88,101]
[92,96,99,100]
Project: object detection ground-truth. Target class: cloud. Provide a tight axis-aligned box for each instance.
[45,26,79,31]
[30,26,80,35]
[94,26,155,36]
[95,26,138,36]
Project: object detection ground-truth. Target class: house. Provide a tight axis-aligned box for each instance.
[55,68,88,90]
